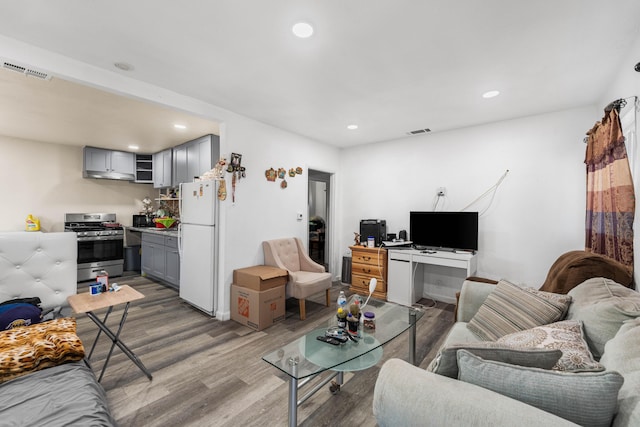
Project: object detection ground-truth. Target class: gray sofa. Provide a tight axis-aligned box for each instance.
[373,277,640,427]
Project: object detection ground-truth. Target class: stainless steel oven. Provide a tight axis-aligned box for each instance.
[65,213,124,281]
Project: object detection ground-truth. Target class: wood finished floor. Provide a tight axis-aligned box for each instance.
[74,276,454,427]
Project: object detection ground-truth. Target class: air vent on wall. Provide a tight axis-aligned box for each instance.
[1,60,52,80]
[406,128,431,136]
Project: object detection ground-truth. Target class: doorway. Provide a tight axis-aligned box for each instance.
[308,169,331,271]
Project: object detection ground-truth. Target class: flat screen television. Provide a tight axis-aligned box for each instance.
[410,211,478,251]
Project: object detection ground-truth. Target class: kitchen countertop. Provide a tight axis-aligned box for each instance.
[127,226,179,237]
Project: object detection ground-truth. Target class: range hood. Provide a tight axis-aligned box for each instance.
[83,170,135,180]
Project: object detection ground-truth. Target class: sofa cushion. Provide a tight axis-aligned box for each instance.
[567,277,640,359]
[497,320,603,372]
[539,250,632,295]
[600,317,640,427]
[428,342,562,378]
[457,350,624,427]
[467,280,570,341]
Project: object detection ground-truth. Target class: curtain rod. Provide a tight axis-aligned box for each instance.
[604,95,638,112]
[582,95,638,143]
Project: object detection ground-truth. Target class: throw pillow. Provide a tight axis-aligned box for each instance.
[457,350,624,427]
[467,279,570,341]
[523,287,572,317]
[427,341,562,378]
[497,320,603,372]
[567,277,640,359]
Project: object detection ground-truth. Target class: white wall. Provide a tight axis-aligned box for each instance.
[0,36,341,320]
[0,135,153,231]
[216,118,339,319]
[338,107,597,287]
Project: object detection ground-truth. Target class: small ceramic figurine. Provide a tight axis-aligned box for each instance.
[354,232,361,246]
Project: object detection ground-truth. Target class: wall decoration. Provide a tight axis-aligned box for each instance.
[218,178,227,200]
[198,157,228,200]
[264,165,303,190]
[265,168,276,181]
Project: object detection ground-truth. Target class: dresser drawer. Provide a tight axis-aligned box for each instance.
[352,250,384,266]
[350,274,387,299]
[351,262,385,279]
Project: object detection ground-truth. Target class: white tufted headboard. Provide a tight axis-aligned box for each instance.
[0,232,77,314]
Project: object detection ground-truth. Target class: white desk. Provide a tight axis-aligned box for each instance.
[387,249,477,305]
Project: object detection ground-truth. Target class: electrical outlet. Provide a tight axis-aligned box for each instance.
[437,187,446,197]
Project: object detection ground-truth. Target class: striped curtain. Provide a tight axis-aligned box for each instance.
[585,108,635,269]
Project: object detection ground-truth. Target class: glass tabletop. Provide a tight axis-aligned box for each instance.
[262,299,423,379]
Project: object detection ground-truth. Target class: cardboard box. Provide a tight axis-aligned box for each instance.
[233,265,288,291]
[231,284,286,331]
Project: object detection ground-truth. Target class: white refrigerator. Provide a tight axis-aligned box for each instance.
[178,181,218,316]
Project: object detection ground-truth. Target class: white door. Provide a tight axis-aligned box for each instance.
[179,223,216,315]
[180,181,216,226]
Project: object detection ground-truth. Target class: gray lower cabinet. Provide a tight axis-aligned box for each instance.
[141,232,180,289]
[164,236,180,285]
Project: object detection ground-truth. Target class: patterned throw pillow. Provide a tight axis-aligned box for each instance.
[523,287,572,317]
[497,320,603,372]
[467,280,570,341]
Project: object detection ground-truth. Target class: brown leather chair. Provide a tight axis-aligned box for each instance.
[263,237,332,320]
[539,250,633,294]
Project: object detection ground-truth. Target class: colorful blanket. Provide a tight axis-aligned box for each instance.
[0,317,85,383]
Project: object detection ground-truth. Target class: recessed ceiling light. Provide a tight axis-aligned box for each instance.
[128,145,139,150]
[174,124,187,130]
[482,90,500,99]
[114,62,134,72]
[347,124,358,130]
[292,22,314,38]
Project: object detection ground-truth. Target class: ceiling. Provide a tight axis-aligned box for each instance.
[0,66,219,153]
[0,1,639,151]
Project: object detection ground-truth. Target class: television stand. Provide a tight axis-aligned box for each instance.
[387,249,477,306]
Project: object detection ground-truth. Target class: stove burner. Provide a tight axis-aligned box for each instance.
[64,213,124,238]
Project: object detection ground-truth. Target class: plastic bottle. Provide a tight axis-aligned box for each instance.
[337,290,347,310]
[25,214,40,231]
[337,307,347,328]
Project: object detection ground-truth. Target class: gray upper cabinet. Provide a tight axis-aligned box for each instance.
[172,134,220,185]
[172,144,188,185]
[83,147,135,180]
[153,149,173,188]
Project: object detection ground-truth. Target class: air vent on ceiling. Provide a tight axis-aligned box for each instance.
[406,128,431,136]
[2,60,52,80]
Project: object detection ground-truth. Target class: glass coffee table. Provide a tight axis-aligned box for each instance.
[262,299,423,427]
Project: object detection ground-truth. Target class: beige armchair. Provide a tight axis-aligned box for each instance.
[263,237,332,320]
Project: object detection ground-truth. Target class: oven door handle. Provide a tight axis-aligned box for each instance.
[77,235,124,242]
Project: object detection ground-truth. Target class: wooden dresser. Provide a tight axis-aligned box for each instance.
[349,245,388,300]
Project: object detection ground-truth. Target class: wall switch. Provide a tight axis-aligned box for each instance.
[437,187,446,197]
[297,212,303,221]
